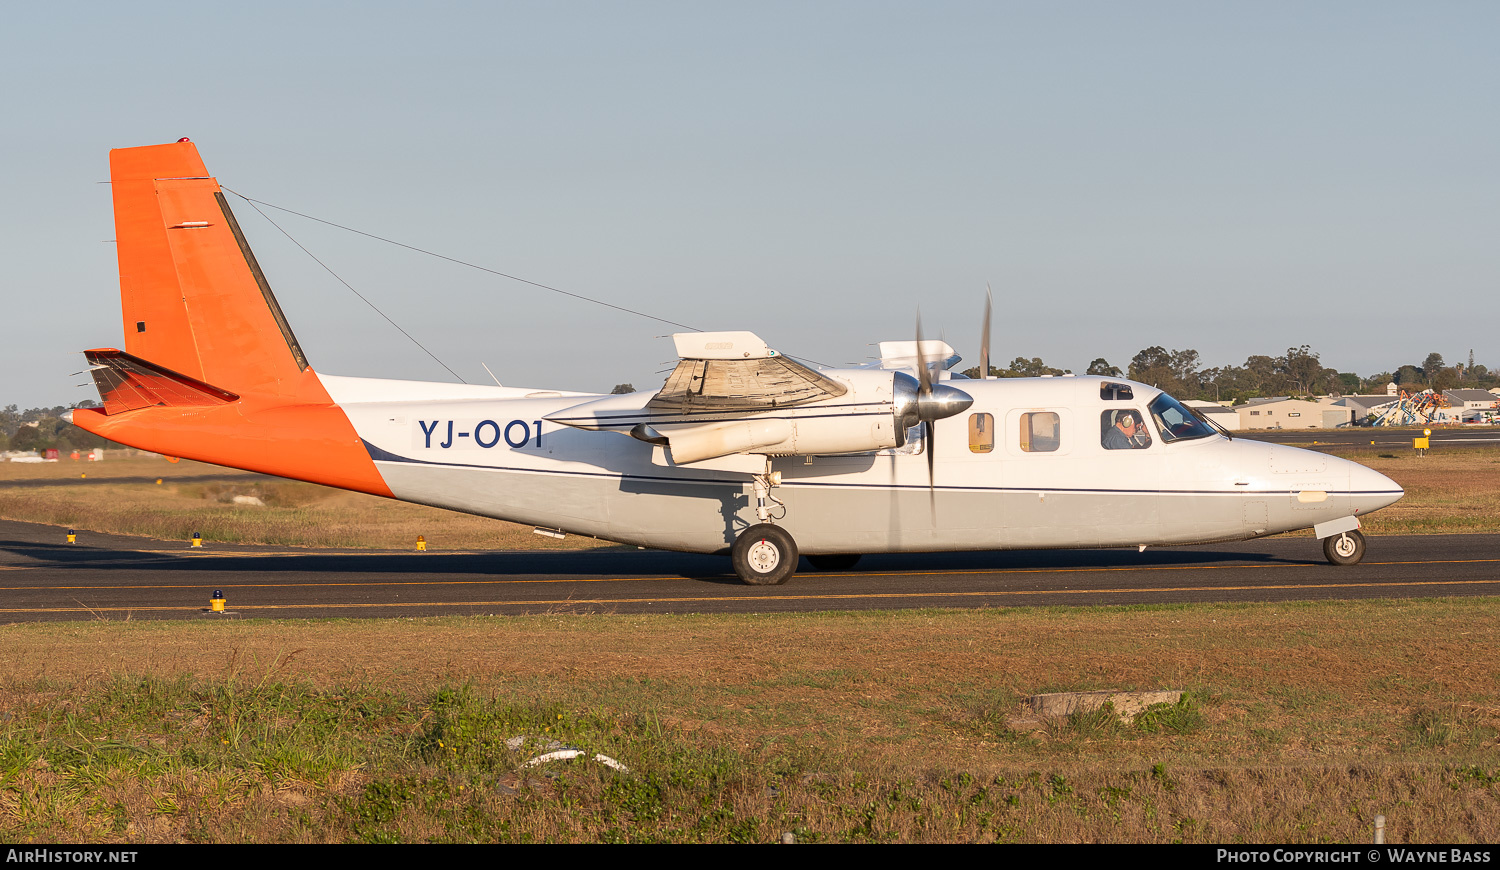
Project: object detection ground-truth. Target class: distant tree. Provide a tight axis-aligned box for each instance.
[1006,357,1069,377]
[609,383,636,395]
[10,426,45,452]
[1422,352,1445,384]
[1086,358,1121,377]
[1394,365,1425,391]
[1277,345,1325,396]
[1128,346,1173,389]
[961,357,1068,378]
[1128,346,1201,397]
[1243,355,1282,395]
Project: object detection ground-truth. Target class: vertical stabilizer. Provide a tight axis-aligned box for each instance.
[111,141,308,398]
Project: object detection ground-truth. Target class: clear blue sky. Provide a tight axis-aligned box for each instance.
[3,1,1496,408]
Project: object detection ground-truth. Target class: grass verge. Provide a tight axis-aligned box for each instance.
[2,600,1496,842]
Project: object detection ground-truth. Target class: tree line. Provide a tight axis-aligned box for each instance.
[962,348,1496,405]
[0,402,115,453]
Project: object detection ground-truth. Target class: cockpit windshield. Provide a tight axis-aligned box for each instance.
[1148,393,1218,443]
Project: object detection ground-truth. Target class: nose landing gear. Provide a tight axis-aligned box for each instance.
[1323,529,1366,566]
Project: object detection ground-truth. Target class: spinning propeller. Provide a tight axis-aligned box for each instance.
[893,311,975,509]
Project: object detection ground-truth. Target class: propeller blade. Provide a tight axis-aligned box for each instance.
[925,419,936,515]
[980,283,993,379]
[915,310,936,516]
[914,311,932,398]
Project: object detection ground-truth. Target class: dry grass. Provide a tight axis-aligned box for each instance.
[2,448,1497,841]
[0,458,608,550]
[0,601,1496,842]
[1335,447,1500,535]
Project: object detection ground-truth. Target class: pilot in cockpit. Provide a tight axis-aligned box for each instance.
[1102,411,1152,450]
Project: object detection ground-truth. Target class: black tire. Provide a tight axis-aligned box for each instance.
[1323,529,1366,566]
[732,524,799,586]
[806,554,862,572]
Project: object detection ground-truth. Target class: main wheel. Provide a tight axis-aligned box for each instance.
[1323,529,1366,566]
[732,524,799,586]
[806,554,861,572]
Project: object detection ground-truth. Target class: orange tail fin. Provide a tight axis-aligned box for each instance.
[111,141,308,399]
[72,141,393,498]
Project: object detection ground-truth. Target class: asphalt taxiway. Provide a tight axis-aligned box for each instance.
[1,519,1497,622]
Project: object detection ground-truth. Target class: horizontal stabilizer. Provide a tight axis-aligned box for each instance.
[83,348,240,415]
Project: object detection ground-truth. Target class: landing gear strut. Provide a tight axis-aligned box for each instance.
[731,469,798,585]
[1322,529,1366,566]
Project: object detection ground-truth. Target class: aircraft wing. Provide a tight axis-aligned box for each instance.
[645,331,848,414]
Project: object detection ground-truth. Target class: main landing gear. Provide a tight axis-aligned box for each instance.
[732,523,799,586]
[731,470,797,585]
[730,469,863,584]
[1322,529,1366,566]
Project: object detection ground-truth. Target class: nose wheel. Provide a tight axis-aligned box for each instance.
[732,524,798,585]
[1323,529,1366,566]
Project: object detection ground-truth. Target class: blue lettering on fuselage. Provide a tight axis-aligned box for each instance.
[416,420,543,451]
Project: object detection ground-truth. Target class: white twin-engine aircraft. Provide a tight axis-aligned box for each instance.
[71,141,1404,585]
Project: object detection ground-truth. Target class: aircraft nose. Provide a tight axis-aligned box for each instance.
[1346,457,1404,513]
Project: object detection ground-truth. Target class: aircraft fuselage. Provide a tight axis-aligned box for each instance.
[321,373,1402,555]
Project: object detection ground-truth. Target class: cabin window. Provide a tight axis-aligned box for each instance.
[969,413,994,453]
[1019,412,1060,452]
[1100,382,1134,401]
[1101,409,1152,449]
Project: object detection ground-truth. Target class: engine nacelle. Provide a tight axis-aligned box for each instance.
[644,412,900,464]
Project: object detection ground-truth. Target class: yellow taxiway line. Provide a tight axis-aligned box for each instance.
[2,557,1500,594]
[2,576,1499,615]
